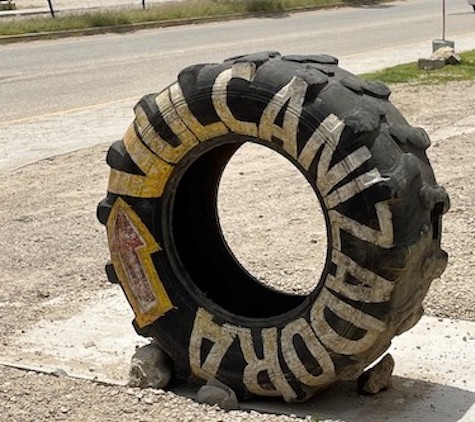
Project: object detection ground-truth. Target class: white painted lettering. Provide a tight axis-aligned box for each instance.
[189,308,236,379]
[212,63,258,137]
[310,288,386,355]
[259,76,308,158]
[281,318,335,387]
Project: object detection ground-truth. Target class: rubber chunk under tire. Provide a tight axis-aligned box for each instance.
[97,52,449,402]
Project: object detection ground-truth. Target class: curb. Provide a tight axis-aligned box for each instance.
[0,14,249,44]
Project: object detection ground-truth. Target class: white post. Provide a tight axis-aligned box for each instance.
[442,0,446,40]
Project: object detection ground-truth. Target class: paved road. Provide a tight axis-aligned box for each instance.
[0,0,474,170]
[1,0,474,122]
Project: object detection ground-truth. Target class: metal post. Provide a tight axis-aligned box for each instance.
[47,0,55,17]
[442,0,446,40]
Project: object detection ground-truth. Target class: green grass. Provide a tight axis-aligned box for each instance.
[0,0,388,37]
[362,50,475,84]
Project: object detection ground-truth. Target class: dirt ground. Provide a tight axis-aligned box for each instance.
[0,80,474,421]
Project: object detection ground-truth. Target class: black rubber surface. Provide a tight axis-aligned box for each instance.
[97,52,449,402]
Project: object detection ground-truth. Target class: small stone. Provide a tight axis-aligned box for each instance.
[51,368,68,378]
[128,341,172,389]
[196,378,239,411]
[60,406,70,414]
[143,396,154,405]
[83,341,95,349]
[417,58,445,71]
[36,290,50,299]
[431,47,461,65]
[357,354,395,395]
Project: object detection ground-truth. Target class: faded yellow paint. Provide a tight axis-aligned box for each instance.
[123,124,174,180]
[155,86,200,149]
[169,83,228,142]
[134,92,197,164]
[108,169,166,198]
[107,198,173,328]
[134,105,170,160]
[106,126,174,199]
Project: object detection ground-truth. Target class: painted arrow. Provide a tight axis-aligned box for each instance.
[112,211,157,313]
[107,198,173,327]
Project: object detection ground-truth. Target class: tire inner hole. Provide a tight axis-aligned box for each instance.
[172,142,328,318]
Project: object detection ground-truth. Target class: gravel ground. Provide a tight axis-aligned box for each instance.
[0,80,474,420]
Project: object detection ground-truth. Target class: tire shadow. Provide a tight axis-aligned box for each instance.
[237,377,475,422]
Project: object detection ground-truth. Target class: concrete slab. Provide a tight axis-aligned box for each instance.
[0,289,473,421]
[0,289,146,384]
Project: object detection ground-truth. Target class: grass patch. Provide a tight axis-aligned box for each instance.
[0,0,389,37]
[362,50,475,84]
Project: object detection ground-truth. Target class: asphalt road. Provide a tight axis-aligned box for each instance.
[1,0,474,123]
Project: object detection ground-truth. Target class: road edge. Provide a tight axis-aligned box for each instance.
[0,5,341,44]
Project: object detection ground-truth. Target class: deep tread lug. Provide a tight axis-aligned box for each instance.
[282,54,338,65]
[389,124,431,150]
[224,51,281,68]
[97,197,114,225]
[419,184,450,213]
[106,140,145,175]
[105,261,120,284]
[341,77,364,94]
[362,80,391,99]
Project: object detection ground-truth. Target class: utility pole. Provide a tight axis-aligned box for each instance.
[47,0,55,17]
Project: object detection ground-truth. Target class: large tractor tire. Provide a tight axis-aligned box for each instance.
[97,52,449,402]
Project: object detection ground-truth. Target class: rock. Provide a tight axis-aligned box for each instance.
[196,378,239,411]
[143,396,155,405]
[51,368,68,378]
[128,341,172,389]
[431,47,461,65]
[417,58,445,71]
[357,354,395,395]
[36,290,50,299]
